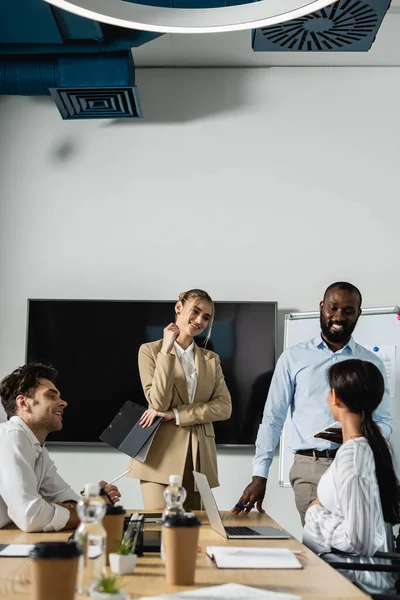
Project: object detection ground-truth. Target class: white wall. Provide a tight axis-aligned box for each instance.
[1,67,399,541]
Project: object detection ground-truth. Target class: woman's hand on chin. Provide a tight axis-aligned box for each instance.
[161,323,180,354]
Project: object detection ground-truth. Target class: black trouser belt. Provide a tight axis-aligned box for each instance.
[296,449,338,459]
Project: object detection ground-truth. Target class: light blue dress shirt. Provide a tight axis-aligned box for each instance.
[253,336,393,479]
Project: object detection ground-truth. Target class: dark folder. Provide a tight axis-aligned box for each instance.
[99,401,162,461]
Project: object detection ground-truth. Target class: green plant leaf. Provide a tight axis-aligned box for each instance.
[117,538,134,555]
[94,574,121,593]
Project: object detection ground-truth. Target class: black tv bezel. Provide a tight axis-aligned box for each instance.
[25,298,277,448]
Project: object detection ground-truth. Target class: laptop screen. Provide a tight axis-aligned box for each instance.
[193,471,226,537]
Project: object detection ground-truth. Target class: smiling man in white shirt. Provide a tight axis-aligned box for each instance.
[0,363,121,532]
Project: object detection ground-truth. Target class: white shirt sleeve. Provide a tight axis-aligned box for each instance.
[39,448,80,504]
[252,352,294,479]
[172,407,180,426]
[0,430,71,532]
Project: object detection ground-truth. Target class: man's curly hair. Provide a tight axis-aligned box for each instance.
[0,363,58,419]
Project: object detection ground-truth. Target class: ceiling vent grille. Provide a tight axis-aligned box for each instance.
[49,86,141,120]
[252,0,391,52]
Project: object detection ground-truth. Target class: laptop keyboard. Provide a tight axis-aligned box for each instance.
[225,526,260,536]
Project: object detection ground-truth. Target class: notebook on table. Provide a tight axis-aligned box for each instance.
[206,546,302,569]
[0,544,35,557]
[99,400,162,462]
[193,471,290,540]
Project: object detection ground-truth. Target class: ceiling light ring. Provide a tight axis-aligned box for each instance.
[43,0,339,34]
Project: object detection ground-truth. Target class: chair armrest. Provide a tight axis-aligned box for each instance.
[321,552,400,573]
[374,551,400,560]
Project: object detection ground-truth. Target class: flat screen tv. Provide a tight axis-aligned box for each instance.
[26,300,276,446]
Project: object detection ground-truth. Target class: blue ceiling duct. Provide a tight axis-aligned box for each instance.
[252,0,392,52]
[0,52,141,119]
[0,0,257,120]
[0,0,160,119]
[0,0,162,53]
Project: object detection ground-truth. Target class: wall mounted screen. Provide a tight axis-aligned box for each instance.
[26,300,276,445]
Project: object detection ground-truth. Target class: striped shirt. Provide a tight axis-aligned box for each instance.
[303,437,396,594]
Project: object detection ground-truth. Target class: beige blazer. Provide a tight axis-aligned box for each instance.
[127,339,232,488]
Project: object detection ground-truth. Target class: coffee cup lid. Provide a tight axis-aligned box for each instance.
[163,514,201,528]
[106,504,126,515]
[29,541,81,559]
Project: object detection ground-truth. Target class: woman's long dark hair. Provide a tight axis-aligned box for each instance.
[328,359,400,525]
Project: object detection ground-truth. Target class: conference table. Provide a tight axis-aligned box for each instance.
[0,511,369,600]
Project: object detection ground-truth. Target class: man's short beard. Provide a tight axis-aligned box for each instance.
[320,316,357,344]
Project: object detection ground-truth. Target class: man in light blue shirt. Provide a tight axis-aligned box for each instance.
[233,282,392,524]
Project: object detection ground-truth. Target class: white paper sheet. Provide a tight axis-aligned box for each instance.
[366,345,396,398]
[206,547,302,570]
[135,428,159,462]
[306,422,341,440]
[0,544,35,557]
[139,583,302,600]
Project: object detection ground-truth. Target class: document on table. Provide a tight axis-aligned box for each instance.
[0,544,35,557]
[206,547,302,569]
[139,583,302,600]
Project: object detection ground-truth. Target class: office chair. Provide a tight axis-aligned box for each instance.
[321,532,400,599]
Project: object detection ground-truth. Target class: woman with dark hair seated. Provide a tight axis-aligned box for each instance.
[303,358,400,595]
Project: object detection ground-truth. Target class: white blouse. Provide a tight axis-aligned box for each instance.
[174,341,197,403]
[303,437,396,595]
[172,341,198,426]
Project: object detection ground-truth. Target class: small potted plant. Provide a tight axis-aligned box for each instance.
[109,539,138,575]
[90,575,127,600]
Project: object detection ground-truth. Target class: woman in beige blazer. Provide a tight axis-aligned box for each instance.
[128,289,232,510]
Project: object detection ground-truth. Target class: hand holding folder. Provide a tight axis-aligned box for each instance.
[99,401,163,462]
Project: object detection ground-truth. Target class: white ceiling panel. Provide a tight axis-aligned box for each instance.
[133,8,400,67]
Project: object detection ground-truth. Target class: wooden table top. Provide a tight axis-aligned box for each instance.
[0,511,369,600]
